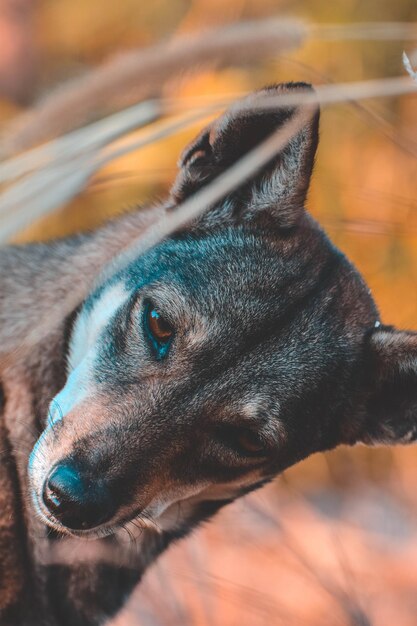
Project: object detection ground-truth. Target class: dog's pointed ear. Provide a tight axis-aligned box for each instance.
[358,327,417,445]
[170,83,319,229]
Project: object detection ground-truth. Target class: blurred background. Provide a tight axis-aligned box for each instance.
[2,1,417,624]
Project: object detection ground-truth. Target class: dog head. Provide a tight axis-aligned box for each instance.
[29,83,417,539]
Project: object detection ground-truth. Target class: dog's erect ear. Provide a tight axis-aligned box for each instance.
[358,327,417,445]
[170,83,319,228]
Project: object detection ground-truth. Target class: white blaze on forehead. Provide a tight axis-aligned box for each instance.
[69,281,130,370]
[50,281,131,423]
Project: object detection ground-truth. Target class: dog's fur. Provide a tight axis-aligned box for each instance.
[0,83,416,626]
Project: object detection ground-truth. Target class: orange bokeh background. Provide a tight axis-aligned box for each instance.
[1,1,417,624]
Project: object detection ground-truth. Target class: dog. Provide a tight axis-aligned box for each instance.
[0,82,416,626]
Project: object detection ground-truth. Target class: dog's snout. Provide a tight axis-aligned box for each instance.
[42,463,115,531]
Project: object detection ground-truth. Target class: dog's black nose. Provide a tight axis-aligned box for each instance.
[42,463,114,531]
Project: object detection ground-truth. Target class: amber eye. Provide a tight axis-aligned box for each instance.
[143,301,174,358]
[148,308,172,342]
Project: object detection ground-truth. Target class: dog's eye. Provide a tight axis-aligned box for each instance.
[218,425,267,457]
[148,308,172,343]
[236,429,266,455]
[143,301,174,358]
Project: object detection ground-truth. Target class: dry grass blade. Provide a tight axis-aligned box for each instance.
[2,19,417,158]
[403,51,417,80]
[312,22,417,41]
[4,75,417,179]
[0,100,161,184]
[1,73,416,241]
[0,17,306,155]
[283,56,417,159]
[0,154,99,243]
[0,108,218,241]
